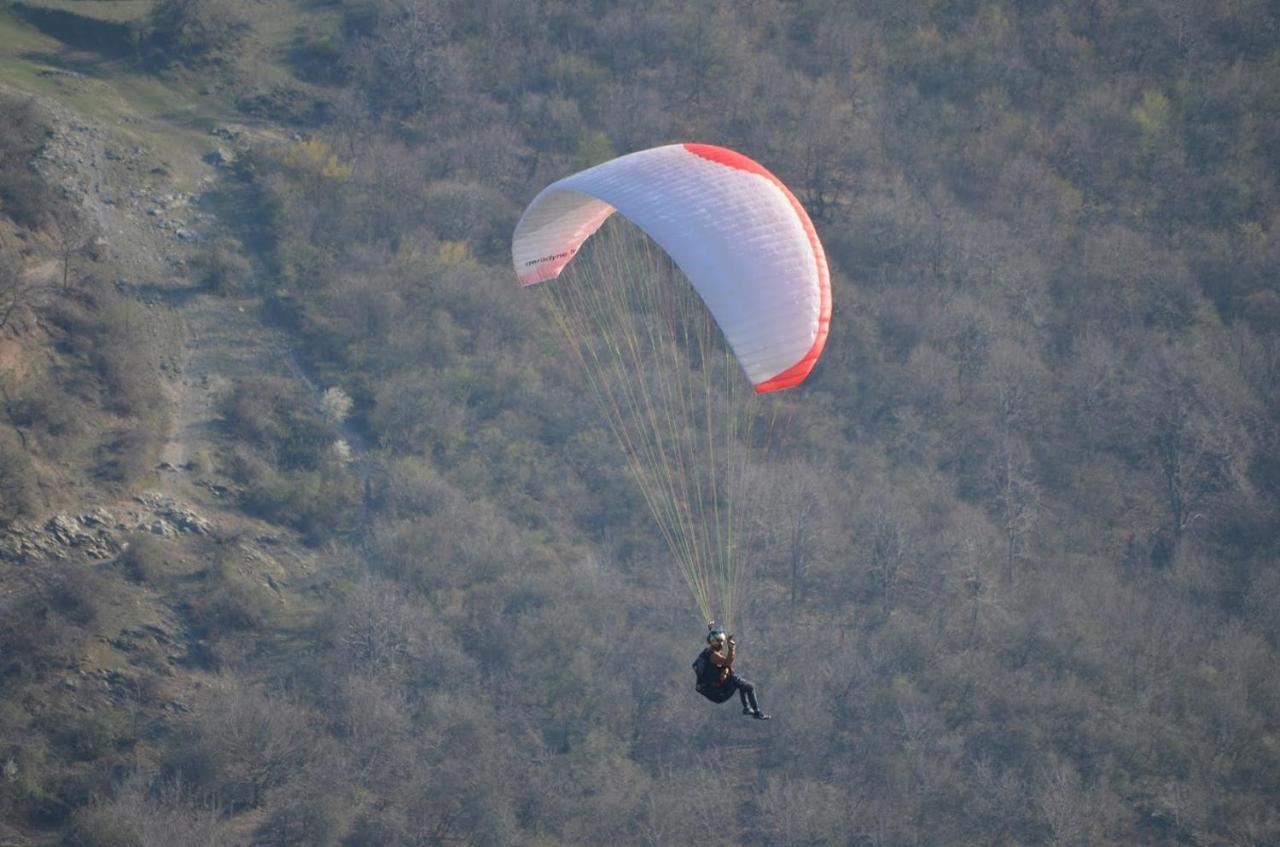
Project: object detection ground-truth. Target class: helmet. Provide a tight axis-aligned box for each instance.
[707,629,727,647]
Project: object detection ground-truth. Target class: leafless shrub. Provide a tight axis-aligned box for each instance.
[0,94,58,230]
[163,682,319,808]
[0,246,31,331]
[146,0,251,65]
[67,775,233,847]
[192,240,252,295]
[118,532,171,583]
[0,427,39,523]
[96,426,159,486]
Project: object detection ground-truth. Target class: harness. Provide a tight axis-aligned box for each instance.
[692,647,735,703]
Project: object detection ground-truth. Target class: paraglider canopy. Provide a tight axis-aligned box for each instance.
[511,143,831,393]
[512,143,832,631]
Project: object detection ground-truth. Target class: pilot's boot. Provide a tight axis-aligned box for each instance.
[744,687,770,720]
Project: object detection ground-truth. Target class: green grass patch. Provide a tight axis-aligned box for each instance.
[0,9,216,184]
[12,0,154,25]
[0,0,345,174]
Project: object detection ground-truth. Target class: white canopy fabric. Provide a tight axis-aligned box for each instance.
[512,143,830,392]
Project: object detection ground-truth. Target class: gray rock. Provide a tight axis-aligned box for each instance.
[135,492,167,509]
[162,507,211,534]
[48,514,79,536]
[141,625,174,645]
[80,508,115,528]
[203,147,234,167]
[46,514,96,548]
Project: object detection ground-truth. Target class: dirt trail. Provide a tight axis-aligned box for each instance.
[19,84,367,529]
[155,291,332,495]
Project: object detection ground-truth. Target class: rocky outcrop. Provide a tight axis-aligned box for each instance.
[17,85,220,280]
[0,494,213,563]
[0,510,123,561]
[134,491,213,535]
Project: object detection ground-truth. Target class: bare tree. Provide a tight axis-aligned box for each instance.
[990,432,1040,588]
[1038,762,1095,847]
[147,0,250,63]
[1131,339,1255,562]
[331,576,421,677]
[753,462,826,612]
[0,429,38,523]
[759,776,858,847]
[67,774,233,847]
[166,683,318,808]
[794,77,859,222]
[857,490,922,616]
[47,209,95,295]
[0,244,27,331]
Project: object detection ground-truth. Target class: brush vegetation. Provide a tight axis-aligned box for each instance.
[1,2,1278,845]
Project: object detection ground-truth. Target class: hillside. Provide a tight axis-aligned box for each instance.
[1,1,1279,845]
[0,3,359,844]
